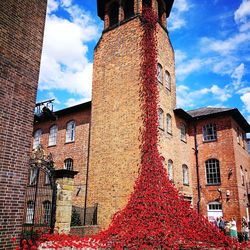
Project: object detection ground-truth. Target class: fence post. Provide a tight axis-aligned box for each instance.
[54,170,78,234]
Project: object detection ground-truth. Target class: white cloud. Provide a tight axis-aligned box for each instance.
[234,0,250,24]
[231,63,245,88]
[65,97,91,107]
[39,0,100,99]
[241,92,250,113]
[210,85,231,102]
[176,59,203,78]
[47,0,59,14]
[168,0,190,31]
[177,83,232,108]
[200,32,250,55]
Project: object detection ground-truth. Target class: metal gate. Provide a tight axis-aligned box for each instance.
[22,146,57,241]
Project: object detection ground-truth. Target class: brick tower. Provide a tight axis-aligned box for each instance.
[0,0,47,248]
[87,0,180,230]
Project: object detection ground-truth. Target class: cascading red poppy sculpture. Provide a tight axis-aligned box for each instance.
[32,7,250,250]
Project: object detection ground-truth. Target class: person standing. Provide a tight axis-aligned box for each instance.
[242,217,249,241]
[230,218,238,239]
[219,217,226,234]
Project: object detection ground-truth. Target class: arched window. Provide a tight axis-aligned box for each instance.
[26,201,35,224]
[49,125,57,146]
[123,0,134,19]
[167,160,173,180]
[66,121,75,143]
[202,124,217,141]
[143,0,152,8]
[64,158,73,171]
[109,2,119,27]
[157,63,163,83]
[157,0,165,21]
[241,166,245,186]
[166,114,172,134]
[165,70,171,90]
[158,108,164,130]
[182,164,189,185]
[180,123,187,142]
[29,167,38,186]
[205,159,221,185]
[43,200,51,224]
[33,129,42,149]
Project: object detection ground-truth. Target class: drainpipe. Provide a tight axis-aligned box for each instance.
[83,115,92,226]
[194,121,201,214]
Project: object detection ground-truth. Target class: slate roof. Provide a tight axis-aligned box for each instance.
[187,107,234,118]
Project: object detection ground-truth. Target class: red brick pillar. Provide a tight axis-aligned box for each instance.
[0,0,47,248]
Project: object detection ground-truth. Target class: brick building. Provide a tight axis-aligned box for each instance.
[0,0,47,248]
[29,0,250,234]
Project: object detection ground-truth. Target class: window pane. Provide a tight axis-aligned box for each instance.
[206,159,221,184]
[64,158,73,171]
[26,201,35,224]
[168,160,173,180]
[157,63,163,83]
[49,125,57,146]
[203,124,217,141]
[33,129,42,149]
[66,121,75,142]
[166,114,172,134]
[29,168,38,186]
[158,109,164,130]
[43,201,51,224]
[165,71,170,90]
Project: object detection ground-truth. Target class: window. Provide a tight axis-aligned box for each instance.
[157,63,163,83]
[45,172,50,185]
[143,0,152,8]
[109,2,119,27]
[158,108,164,130]
[43,201,51,224]
[29,168,38,186]
[33,129,42,149]
[182,165,189,185]
[242,132,245,148]
[49,125,57,146]
[166,114,172,134]
[26,201,35,224]
[202,124,217,142]
[208,202,222,211]
[180,123,187,142]
[167,160,173,180]
[241,166,245,186]
[165,71,171,90]
[64,158,73,171]
[207,202,223,222]
[66,121,75,143]
[237,127,240,144]
[205,159,221,185]
[123,0,134,19]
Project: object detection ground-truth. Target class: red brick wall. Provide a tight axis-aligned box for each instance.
[0,0,47,248]
[191,115,250,231]
[33,107,91,208]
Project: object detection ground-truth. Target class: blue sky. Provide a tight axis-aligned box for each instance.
[37,0,250,125]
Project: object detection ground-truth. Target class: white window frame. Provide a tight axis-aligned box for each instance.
[241,166,245,186]
[180,123,187,142]
[202,124,217,142]
[66,121,76,143]
[168,160,173,181]
[157,63,163,83]
[205,159,221,185]
[166,114,172,134]
[64,158,73,171]
[48,125,57,146]
[33,129,42,149]
[158,108,164,130]
[165,70,171,90]
[182,164,189,185]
